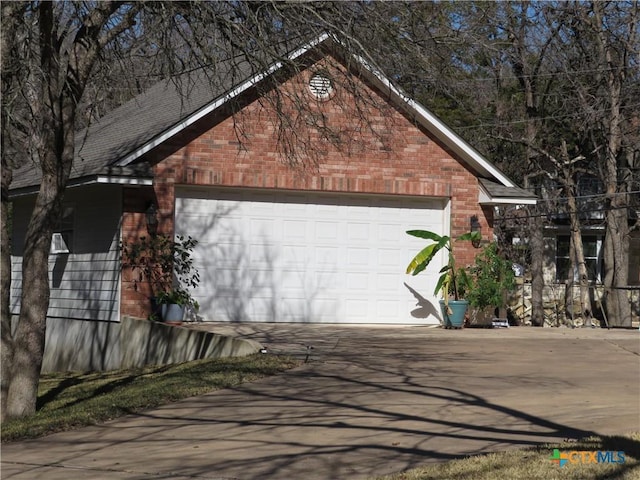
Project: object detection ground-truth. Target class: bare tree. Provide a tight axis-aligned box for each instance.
[385,1,638,326]
[1,1,391,420]
[1,0,30,423]
[577,1,638,326]
[2,1,145,420]
[4,0,637,421]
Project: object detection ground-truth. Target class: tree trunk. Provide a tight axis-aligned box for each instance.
[0,0,24,422]
[603,208,631,326]
[530,206,544,326]
[4,168,67,416]
[592,2,632,327]
[3,2,81,418]
[0,166,13,420]
[565,178,592,326]
[565,233,576,324]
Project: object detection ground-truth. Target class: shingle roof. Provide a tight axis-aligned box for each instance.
[479,178,536,201]
[10,34,537,205]
[11,58,259,192]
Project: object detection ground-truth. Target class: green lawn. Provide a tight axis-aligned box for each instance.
[1,353,299,442]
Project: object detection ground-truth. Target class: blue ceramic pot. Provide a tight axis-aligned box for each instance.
[439,300,469,328]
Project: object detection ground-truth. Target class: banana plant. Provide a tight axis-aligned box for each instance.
[405,229,480,313]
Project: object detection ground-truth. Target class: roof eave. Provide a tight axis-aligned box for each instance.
[115,33,332,167]
[479,197,538,206]
[111,32,522,193]
[9,174,153,199]
[349,55,519,188]
[478,181,537,206]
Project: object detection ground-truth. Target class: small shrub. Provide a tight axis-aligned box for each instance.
[467,243,516,311]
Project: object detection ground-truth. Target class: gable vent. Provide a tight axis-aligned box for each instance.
[309,73,333,99]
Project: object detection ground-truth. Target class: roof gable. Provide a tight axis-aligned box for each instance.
[10,33,536,204]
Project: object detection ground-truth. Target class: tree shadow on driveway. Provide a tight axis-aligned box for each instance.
[4,328,638,480]
[96,333,639,480]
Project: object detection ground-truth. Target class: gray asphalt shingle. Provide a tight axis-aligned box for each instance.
[11,58,258,191]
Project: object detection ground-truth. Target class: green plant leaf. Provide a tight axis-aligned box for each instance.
[405,228,479,301]
[457,231,481,242]
[406,244,438,275]
[406,230,446,242]
[434,273,448,296]
[438,264,451,274]
[406,232,449,277]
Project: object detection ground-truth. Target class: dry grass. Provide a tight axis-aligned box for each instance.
[1,354,299,442]
[377,433,640,480]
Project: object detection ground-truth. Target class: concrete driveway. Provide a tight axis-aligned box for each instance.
[2,324,639,480]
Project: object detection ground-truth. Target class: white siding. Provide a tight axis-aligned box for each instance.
[543,236,557,285]
[10,185,122,321]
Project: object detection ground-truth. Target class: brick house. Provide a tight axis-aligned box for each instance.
[10,34,536,327]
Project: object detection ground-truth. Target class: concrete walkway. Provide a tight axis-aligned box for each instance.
[2,325,639,480]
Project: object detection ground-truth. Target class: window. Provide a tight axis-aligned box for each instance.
[577,174,604,197]
[577,174,605,220]
[556,235,603,282]
[50,205,74,254]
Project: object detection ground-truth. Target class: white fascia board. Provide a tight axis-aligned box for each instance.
[116,33,331,167]
[480,197,538,206]
[352,55,517,188]
[478,183,537,205]
[9,176,153,198]
[410,98,516,187]
[95,176,153,186]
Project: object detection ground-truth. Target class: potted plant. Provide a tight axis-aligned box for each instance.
[155,288,199,324]
[466,242,516,325]
[405,229,480,328]
[122,234,200,324]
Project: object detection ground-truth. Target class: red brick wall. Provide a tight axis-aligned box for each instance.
[121,56,493,318]
[121,187,156,319]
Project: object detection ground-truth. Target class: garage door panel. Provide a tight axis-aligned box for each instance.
[377,248,402,267]
[347,222,370,241]
[346,248,371,270]
[280,245,307,267]
[315,246,340,266]
[281,200,307,215]
[310,298,340,320]
[346,272,369,291]
[377,299,402,316]
[377,272,400,290]
[176,188,447,324]
[345,299,368,317]
[378,223,405,243]
[315,221,341,241]
[283,220,307,239]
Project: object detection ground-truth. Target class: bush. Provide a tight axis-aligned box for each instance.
[467,243,516,310]
[121,234,200,311]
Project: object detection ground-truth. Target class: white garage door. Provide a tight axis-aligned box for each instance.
[175,187,449,324]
